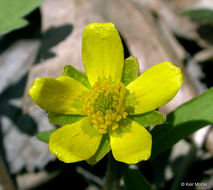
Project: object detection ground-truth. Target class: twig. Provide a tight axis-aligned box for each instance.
[0,154,16,190]
[76,166,103,187]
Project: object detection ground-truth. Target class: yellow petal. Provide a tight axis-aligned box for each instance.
[29,76,88,114]
[87,134,111,165]
[109,119,152,164]
[82,22,124,85]
[126,62,183,114]
[49,118,102,163]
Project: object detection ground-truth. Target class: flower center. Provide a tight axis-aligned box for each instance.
[82,80,129,134]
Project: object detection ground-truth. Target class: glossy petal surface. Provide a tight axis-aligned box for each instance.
[109,119,152,164]
[126,62,183,114]
[49,118,102,163]
[87,134,111,165]
[29,76,88,114]
[82,22,124,85]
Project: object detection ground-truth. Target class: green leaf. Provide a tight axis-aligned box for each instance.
[0,18,28,35]
[48,112,85,125]
[36,129,56,143]
[0,0,43,35]
[180,8,213,23]
[123,167,155,190]
[87,134,111,165]
[62,65,90,88]
[129,111,166,127]
[151,88,213,158]
[121,56,139,86]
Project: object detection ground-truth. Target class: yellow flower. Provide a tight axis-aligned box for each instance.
[29,22,183,164]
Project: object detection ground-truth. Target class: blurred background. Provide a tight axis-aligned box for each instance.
[1,0,213,189]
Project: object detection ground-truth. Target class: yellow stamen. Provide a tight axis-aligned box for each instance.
[82,80,129,134]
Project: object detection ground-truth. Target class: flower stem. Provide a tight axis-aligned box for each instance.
[104,152,120,190]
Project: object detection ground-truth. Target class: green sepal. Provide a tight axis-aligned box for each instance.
[152,88,213,158]
[36,129,56,143]
[62,64,90,88]
[121,56,139,86]
[87,134,111,165]
[48,112,85,125]
[180,8,213,24]
[129,111,166,127]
